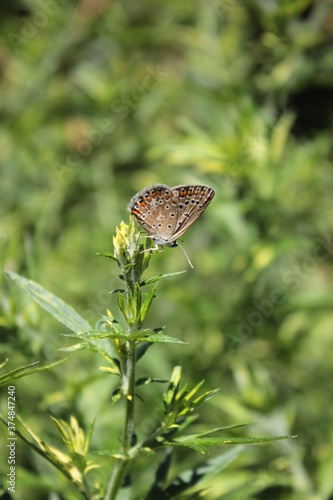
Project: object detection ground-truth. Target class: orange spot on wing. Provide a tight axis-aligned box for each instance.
[139,201,146,207]
[133,209,140,215]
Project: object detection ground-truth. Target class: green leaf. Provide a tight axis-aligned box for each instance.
[135,377,168,386]
[117,291,126,318]
[136,342,153,362]
[130,326,164,339]
[168,440,209,454]
[0,359,9,370]
[59,343,86,352]
[140,270,187,286]
[132,282,141,324]
[96,251,118,261]
[95,450,128,459]
[63,330,126,340]
[181,423,256,440]
[164,366,182,407]
[5,271,92,334]
[101,316,125,336]
[0,359,65,386]
[137,447,156,456]
[169,434,295,454]
[191,388,220,407]
[111,387,123,405]
[134,333,186,344]
[140,284,157,323]
[84,418,95,455]
[99,365,120,376]
[162,447,244,497]
[183,380,205,403]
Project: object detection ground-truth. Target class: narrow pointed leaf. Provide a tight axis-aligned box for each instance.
[140,284,157,323]
[164,366,182,407]
[140,271,187,286]
[59,343,86,352]
[133,282,141,323]
[63,330,126,340]
[175,383,188,403]
[0,359,65,386]
[135,333,186,344]
[192,389,219,407]
[130,327,164,340]
[84,418,95,454]
[136,342,152,362]
[102,316,124,336]
[117,291,126,318]
[51,417,72,448]
[163,447,244,497]
[180,423,256,440]
[5,271,92,334]
[135,377,168,386]
[173,435,294,447]
[95,450,128,459]
[166,440,209,454]
[183,380,205,403]
[99,366,120,376]
[96,251,118,261]
[137,447,156,456]
[111,387,123,405]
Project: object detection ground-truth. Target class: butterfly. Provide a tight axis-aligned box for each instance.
[128,184,215,267]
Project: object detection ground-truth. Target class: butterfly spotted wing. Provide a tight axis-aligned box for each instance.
[128,184,215,245]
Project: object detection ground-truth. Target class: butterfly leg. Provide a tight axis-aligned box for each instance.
[137,236,161,256]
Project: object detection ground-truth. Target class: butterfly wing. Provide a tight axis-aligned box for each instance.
[171,185,215,240]
[128,184,179,244]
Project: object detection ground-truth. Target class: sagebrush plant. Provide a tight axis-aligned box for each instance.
[2,216,291,499]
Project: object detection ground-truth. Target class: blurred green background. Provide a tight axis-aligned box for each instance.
[1,0,333,498]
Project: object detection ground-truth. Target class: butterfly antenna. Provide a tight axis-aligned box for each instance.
[177,241,193,269]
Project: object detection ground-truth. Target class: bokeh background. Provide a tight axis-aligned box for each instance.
[1,0,333,498]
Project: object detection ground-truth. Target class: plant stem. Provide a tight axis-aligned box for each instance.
[104,336,136,500]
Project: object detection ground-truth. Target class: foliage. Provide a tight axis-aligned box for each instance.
[1,220,290,498]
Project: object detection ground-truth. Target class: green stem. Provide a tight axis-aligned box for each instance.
[104,335,136,500]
